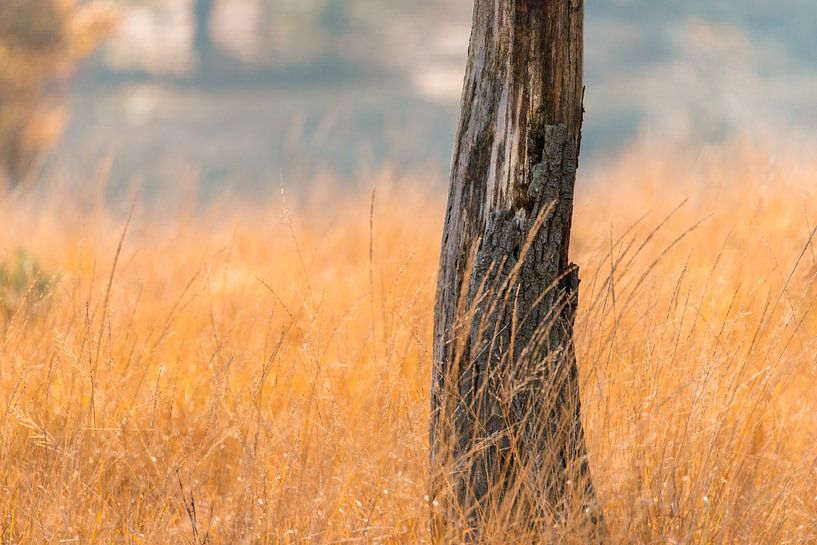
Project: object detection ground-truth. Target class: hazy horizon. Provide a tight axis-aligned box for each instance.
[55,0,817,194]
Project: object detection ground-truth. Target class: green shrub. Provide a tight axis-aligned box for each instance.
[0,248,54,319]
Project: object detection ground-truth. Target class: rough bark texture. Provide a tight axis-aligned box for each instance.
[430,0,597,540]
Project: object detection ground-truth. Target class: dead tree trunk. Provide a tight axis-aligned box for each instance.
[430,0,598,541]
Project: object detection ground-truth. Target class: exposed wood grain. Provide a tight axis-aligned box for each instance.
[430,0,598,540]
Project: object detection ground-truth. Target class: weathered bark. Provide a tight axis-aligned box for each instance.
[430,0,598,541]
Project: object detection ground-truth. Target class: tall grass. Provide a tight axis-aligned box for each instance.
[1,141,816,543]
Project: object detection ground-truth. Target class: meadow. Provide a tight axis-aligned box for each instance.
[1,139,816,544]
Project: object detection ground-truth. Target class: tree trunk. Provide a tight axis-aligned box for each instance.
[430,0,598,541]
[193,0,217,68]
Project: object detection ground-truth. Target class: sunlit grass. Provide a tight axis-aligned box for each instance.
[1,140,816,543]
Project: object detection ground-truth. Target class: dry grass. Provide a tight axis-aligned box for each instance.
[1,140,816,544]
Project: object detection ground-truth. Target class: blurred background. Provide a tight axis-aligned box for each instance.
[3,0,817,197]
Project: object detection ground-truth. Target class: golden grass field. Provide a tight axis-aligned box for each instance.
[1,140,817,544]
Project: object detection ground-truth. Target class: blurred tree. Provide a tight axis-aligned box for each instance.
[194,0,218,70]
[0,0,110,187]
[318,0,349,38]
